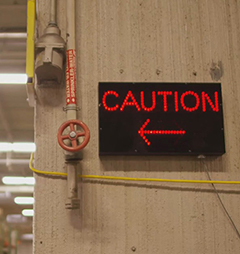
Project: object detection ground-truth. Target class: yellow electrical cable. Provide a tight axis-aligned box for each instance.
[29,153,240,185]
[29,153,67,176]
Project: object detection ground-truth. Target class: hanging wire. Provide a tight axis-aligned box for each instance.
[201,160,240,240]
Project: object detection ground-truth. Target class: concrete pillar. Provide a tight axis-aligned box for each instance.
[34,0,240,253]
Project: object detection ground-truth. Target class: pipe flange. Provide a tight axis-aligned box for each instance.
[65,198,80,210]
[63,106,80,112]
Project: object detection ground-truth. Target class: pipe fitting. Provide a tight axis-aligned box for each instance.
[65,198,80,210]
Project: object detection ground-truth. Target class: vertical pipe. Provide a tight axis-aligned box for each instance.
[67,163,78,199]
[49,0,56,25]
[65,163,79,209]
[66,0,76,52]
[65,0,80,209]
[66,0,77,119]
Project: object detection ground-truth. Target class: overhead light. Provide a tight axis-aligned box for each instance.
[0,74,28,84]
[0,142,12,152]
[0,186,34,193]
[21,234,33,241]
[0,142,36,153]
[24,177,35,185]
[6,214,27,224]
[2,177,35,186]
[0,33,27,39]
[14,197,34,205]
[12,143,36,153]
[22,209,34,217]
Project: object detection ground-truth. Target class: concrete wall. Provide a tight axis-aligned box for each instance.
[34,0,240,253]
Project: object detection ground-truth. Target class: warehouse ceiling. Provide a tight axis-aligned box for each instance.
[0,0,34,239]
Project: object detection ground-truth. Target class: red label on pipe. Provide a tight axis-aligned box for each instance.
[66,49,77,105]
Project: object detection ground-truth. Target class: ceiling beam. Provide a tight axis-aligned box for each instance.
[0,61,26,73]
[0,5,27,30]
[0,51,26,60]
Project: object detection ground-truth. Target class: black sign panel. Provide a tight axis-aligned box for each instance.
[99,83,225,156]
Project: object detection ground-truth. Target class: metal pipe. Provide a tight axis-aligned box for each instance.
[66,0,77,113]
[65,0,80,209]
[67,163,78,199]
[66,105,77,120]
[65,163,79,209]
[49,0,57,25]
[66,0,76,54]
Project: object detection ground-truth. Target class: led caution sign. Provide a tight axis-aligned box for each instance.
[99,83,225,155]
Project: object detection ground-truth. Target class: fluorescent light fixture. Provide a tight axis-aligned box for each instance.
[0,73,28,84]
[0,185,34,193]
[2,177,25,185]
[0,32,27,39]
[0,142,12,152]
[14,197,34,205]
[12,143,36,153]
[25,177,35,185]
[6,214,27,223]
[0,142,36,153]
[22,209,34,217]
[21,234,33,241]
[2,177,35,185]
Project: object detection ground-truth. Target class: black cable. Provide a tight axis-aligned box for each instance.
[202,161,240,240]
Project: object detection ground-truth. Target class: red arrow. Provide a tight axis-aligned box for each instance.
[138,119,186,146]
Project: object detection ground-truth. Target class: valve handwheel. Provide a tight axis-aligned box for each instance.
[57,119,90,152]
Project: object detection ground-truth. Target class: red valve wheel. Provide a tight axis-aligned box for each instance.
[57,119,90,152]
